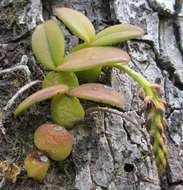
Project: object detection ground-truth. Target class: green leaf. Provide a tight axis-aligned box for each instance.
[67,83,124,108]
[32,20,64,70]
[42,71,79,89]
[76,67,101,83]
[54,7,95,43]
[58,47,130,72]
[91,24,144,46]
[51,94,85,129]
[15,85,69,116]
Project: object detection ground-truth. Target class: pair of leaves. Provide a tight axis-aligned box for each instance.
[32,8,143,80]
[32,20,130,81]
[53,7,144,82]
[54,7,144,46]
[32,20,130,72]
[15,83,124,117]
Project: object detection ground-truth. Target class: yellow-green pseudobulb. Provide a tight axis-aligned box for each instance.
[24,151,50,181]
[51,94,85,129]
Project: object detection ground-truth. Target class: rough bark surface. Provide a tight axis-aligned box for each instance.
[0,0,183,190]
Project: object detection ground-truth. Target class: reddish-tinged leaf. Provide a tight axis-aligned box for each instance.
[15,85,69,116]
[67,83,124,108]
[54,7,95,43]
[32,20,64,70]
[92,24,144,46]
[58,47,130,72]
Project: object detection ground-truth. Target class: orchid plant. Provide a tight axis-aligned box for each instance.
[15,7,167,178]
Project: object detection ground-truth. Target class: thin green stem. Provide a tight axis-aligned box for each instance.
[115,64,153,96]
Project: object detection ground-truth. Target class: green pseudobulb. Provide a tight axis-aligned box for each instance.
[24,151,50,181]
[76,67,101,83]
[43,71,84,129]
[42,71,79,89]
[51,94,85,129]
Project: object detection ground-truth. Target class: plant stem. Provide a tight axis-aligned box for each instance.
[115,64,152,96]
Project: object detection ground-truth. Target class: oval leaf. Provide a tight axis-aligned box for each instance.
[58,47,130,72]
[32,20,64,70]
[15,85,69,116]
[92,24,144,46]
[54,7,95,43]
[42,71,79,89]
[67,83,124,108]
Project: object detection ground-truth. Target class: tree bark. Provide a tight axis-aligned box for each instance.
[0,0,183,190]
